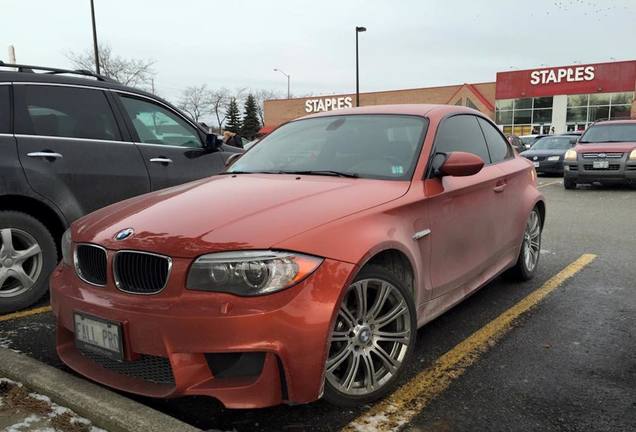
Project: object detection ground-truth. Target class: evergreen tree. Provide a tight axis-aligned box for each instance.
[241,94,262,139]
[225,98,242,133]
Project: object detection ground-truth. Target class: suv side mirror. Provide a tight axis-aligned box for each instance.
[204,133,222,151]
[436,151,484,177]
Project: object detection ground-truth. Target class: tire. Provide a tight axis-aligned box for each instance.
[563,178,576,190]
[507,208,542,281]
[0,211,58,314]
[323,265,417,407]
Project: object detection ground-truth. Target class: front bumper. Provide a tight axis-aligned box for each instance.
[535,160,564,174]
[564,157,636,183]
[50,257,355,408]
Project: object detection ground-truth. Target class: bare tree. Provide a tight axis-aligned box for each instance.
[177,85,211,122]
[208,88,231,130]
[67,43,155,88]
[252,89,281,125]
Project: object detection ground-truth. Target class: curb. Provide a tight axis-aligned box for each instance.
[0,347,200,432]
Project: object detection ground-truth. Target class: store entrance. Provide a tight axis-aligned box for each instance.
[567,123,587,132]
[531,124,552,134]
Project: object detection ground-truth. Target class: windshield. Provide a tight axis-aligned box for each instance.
[227,115,428,180]
[580,123,636,143]
[520,136,538,145]
[531,136,576,150]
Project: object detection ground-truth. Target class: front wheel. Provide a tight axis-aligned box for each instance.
[0,211,57,314]
[323,265,416,407]
[507,208,542,281]
[564,178,576,190]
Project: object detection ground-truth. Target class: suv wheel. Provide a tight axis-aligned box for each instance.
[0,211,57,313]
[564,178,576,190]
[323,265,416,407]
[507,208,542,281]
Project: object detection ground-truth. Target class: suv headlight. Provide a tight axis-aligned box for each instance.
[564,149,577,161]
[187,250,323,296]
[61,228,73,266]
[630,149,636,160]
[547,155,560,161]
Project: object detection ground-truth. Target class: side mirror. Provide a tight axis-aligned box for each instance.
[204,133,223,151]
[225,153,242,167]
[436,151,484,177]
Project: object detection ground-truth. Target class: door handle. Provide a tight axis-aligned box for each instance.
[27,151,63,159]
[149,157,173,164]
[493,180,507,193]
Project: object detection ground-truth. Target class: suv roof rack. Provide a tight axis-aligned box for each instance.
[0,61,116,83]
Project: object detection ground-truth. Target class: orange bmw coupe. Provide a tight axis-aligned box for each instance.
[51,104,544,408]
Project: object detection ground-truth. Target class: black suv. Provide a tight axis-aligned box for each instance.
[0,63,239,313]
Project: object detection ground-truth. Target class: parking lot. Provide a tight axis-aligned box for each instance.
[0,177,633,431]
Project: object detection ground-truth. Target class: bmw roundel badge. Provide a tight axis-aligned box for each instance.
[114,228,134,241]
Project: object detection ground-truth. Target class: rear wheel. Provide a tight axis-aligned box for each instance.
[563,178,576,189]
[0,211,57,314]
[508,208,542,281]
[324,265,416,407]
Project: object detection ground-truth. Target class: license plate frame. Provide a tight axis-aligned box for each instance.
[74,312,124,361]
[533,161,540,168]
[592,160,609,169]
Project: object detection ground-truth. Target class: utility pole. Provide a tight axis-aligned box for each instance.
[355,26,367,107]
[90,0,100,74]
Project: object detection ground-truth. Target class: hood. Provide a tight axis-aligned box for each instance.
[521,148,567,157]
[575,142,636,153]
[74,174,410,257]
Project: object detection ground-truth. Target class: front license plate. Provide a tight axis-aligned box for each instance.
[74,312,123,361]
[533,161,540,168]
[593,160,609,169]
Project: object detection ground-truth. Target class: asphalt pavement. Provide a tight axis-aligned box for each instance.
[0,177,634,432]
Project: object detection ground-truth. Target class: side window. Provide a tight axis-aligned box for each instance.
[477,117,513,163]
[434,115,491,164]
[15,85,121,141]
[119,95,201,148]
[0,86,10,133]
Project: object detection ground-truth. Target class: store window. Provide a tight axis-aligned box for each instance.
[566,91,634,131]
[495,96,554,136]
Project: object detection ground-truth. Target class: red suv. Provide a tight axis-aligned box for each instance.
[51,105,544,408]
[563,120,636,189]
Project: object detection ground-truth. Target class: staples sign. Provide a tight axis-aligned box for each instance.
[530,66,595,86]
[305,96,353,113]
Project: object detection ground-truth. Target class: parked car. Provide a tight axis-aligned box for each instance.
[520,135,578,175]
[51,104,544,408]
[505,134,524,153]
[563,120,636,189]
[0,62,240,313]
[519,134,548,150]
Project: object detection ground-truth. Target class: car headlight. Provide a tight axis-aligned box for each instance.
[630,149,636,160]
[547,155,560,161]
[564,149,577,161]
[61,228,73,266]
[187,250,323,296]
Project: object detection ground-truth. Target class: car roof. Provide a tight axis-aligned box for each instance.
[592,119,636,126]
[0,69,175,112]
[300,104,486,121]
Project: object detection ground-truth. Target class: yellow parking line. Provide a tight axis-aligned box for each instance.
[343,253,597,432]
[538,180,562,188]
[0,305,52,322]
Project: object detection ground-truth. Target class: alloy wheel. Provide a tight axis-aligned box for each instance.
[326,278,412,396]
[0,228,43,298]
[523,211,541,272]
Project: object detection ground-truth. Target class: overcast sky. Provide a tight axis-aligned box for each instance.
[2,0,635,103]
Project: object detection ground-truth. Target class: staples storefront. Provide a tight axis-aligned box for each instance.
[262,60,636,134]
[495,60,636,135]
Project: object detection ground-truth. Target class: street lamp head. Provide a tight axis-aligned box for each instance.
[356,26,367,32]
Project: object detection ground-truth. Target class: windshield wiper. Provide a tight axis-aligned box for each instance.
[278,170,360,178]
[579,140,628,144]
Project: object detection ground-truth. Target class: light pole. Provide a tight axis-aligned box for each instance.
[90,0,100,74]
[274,68,291,99]
[355,26,366,107]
